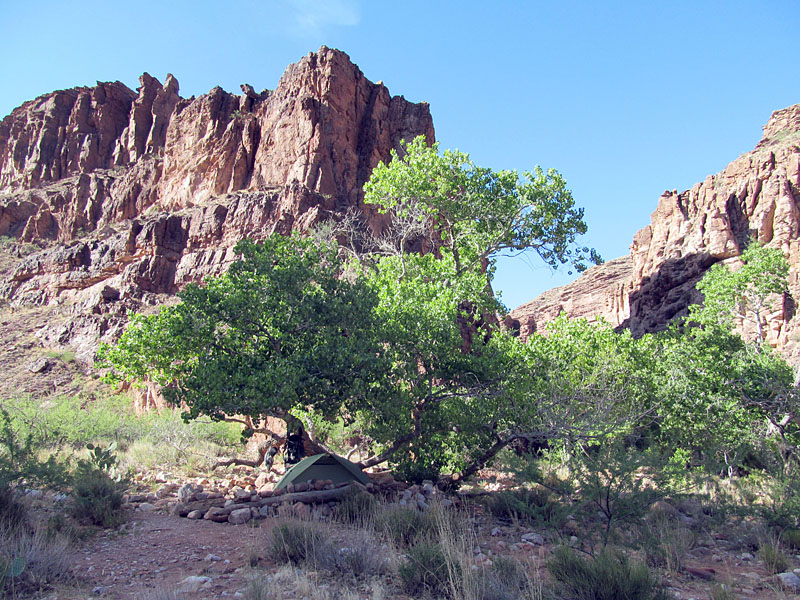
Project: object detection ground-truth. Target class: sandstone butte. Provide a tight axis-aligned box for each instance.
[2,46,800,371]
[0,47,434,367]
[510,102,800,367]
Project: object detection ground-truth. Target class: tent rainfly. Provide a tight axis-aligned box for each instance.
[274,453,370,491]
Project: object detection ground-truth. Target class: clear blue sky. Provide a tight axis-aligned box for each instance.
[2,1,798,308]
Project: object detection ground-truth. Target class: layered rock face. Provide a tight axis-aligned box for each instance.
[512,103,800,364]
[0,47,434,361]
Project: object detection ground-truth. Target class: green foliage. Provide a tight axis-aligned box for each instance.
[0,406,68,491]
[0,526,72,596]
[692,242,789,342]
[758,540,790,574]
[1,393,143,450]
[398,540,456,597]
[375,505,432,548]
[98,233,382,430]
[333,487,376,525]
[481,487,564,527]
[649,243,799,472]
[547,546,670,600]
[564,441,680,549]
[364,135,600,278]
[269,520,333,567]
[69,463,126,528]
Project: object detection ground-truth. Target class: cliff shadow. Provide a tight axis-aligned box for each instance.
[619,251,717,337]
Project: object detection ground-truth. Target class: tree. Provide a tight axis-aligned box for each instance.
[363,136,601,283]
[99,138,606,484]
[649,242,798,472]
[97,234,383,442]
[692,242,789,343]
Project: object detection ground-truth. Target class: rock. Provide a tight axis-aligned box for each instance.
[178,483,200,501]
[229,508,252,524]
[740,552,754,561]
[511,102,800,367]
[204,507,229,523]
[187,510,203,520]
[27,358,49,373]
[292,502,311,519]
[0,47,434,361]
[137,502,156,512]
[685,566,716,580]
[521,532,545,545]
[776,571,800,592]
[204,553,222,562]
[254,472,269,489]
[293,482,310,493]
[177,575,212,593]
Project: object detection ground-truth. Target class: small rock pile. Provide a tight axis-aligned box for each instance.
[123,470,455,526]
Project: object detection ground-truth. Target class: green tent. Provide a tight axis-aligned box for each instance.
[275,453,371,490]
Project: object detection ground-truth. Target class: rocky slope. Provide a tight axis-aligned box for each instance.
[512,103,800,364]
[0,47,434,367]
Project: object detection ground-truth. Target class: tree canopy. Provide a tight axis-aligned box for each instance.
[98,140,799,487]
[363,136,602,280]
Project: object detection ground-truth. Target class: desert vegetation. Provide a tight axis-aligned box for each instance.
[2,138,799,598]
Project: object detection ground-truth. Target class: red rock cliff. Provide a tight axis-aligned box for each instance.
[0,47,434,361]
[512,103,800,364]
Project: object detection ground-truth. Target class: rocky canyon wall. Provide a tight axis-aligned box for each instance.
[512,103,800,364]
[0,47,434,362]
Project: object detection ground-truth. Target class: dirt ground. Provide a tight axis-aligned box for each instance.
[26,502,795,600]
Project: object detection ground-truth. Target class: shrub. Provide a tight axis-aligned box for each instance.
[0,486,27,532]
[375,505,431,547]
[707,584,737,600]
[69,464,127,527]
[482,487,563,527]
[269,520,334,568]
[136,584,183,600]
[637,513,695,574]
[473,555,541,600]
[0,525,72,596]
[334,487,376,525]
[758,540,790,575]
[398,540,455,597]
[547,546,670,600]
[333,529,389,578]
[782,528,800,550]
[0,406,68,491]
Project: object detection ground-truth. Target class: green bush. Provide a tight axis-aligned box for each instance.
[332,529,389,578]
[637,513,695,574]
[782,528,800,550]
[482,486,563,526]
[375,505,431,548]
[547,546,670,600]
[0,525,72,596]
[0,486,27,532]
[475,555,537,600]
[333,487,376,525]
[758,541,790,575]
[398,540,456,597]
[269,520,334,568]
[69,464,126,528]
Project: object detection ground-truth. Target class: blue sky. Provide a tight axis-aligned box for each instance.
[1,1,798,308]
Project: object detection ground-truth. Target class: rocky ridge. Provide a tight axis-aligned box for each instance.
[0,47,434,364]
[512,103,800,364]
